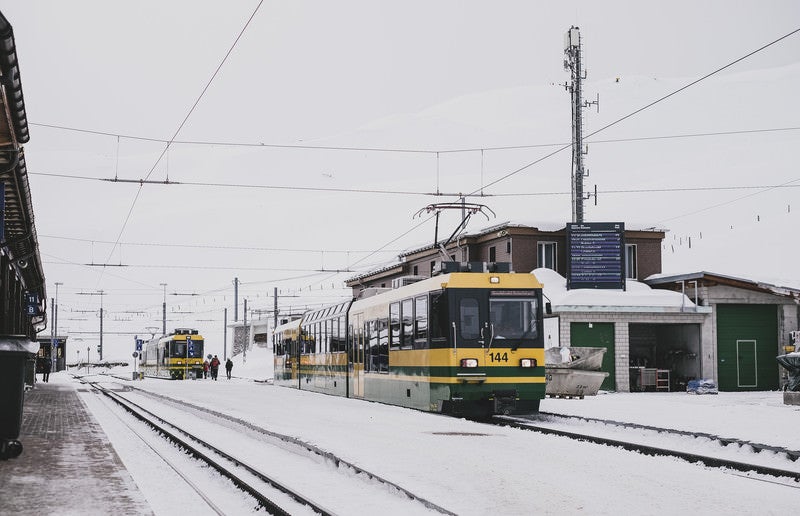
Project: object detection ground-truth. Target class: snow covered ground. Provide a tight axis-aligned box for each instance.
[66,345,800,515]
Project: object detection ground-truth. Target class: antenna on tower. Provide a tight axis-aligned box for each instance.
[563,26,599,223]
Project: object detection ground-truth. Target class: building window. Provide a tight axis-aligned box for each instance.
[537,242,557,270]
[625,244,638,279]
[506,240,511,254]
[489,246,496,262]
[430,261,436,276]
[413,265,418,276]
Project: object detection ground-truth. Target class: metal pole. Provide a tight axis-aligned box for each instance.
[99,290,104,361]
[273,287,278,335]
[54,282,61,371]
[234,277,239,322]
[223,308,227,360]
[160,283,167,337]
[50,296,55,372]
[243,299,247,363]
[86,346,90,374]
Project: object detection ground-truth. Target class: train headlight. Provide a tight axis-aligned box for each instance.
[520,358,538,368]
[489,276,500,284]
[460,358,479,368]
[176,361,182,365]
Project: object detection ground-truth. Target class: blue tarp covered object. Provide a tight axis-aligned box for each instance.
[686,379,718,395]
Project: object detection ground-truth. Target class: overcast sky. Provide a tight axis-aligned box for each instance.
[3,1,798,358]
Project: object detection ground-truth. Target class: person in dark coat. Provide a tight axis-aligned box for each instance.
[42,358,51,383]
[209,355,221,380]
[225,358,233,379]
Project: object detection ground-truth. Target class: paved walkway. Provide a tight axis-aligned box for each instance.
[0,374,152,515]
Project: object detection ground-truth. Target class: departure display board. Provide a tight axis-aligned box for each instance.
[566,222,625,290]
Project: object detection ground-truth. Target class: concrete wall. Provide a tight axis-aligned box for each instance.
[697,284,799,387]
[557,310,710,392]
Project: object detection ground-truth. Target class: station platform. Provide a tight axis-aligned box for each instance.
[0,373,152,515]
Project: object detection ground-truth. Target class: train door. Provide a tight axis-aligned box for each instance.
[450,289,489,361]
[350,313,365,398]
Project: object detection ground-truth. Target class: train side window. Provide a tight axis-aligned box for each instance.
[459,298,480,340]
[378,318,389,373]
[401,298,413,349]
[415,295,428,349]
[348,322,354,361]
[324,320,330,354]
[389,302,401,350]
[429,291,448,346]
[331,318,337,353]
[337,316,346,352]
[328,318,335,352]
[366,320,378,372]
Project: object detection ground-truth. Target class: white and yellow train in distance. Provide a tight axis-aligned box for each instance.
[274,263,546,417]
[140,328,205,379]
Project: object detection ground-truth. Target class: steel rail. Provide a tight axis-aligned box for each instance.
[493,415,800,483]
[86,381,332,515]
[126,384,458,516]
[537,411,800,463]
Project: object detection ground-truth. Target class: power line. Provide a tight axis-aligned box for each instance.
[472,27,800,195]
[30,171,800,197]
[28,121,800,154]
[101,0,265,274]
[37,234,404,254]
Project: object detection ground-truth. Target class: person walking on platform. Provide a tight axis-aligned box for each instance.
[42,358,51,383]
[209,355,220,380]
[202,359,209,379]
[225,358,233,379]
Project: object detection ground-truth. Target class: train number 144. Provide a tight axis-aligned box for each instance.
[488,352,508,363]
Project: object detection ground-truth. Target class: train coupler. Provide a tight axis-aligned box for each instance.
[491,389,518,415]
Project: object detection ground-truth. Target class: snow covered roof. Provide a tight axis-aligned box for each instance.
[646,271,800,300]
[533,268,709,313]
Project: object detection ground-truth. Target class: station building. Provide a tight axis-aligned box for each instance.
[345,221,799,392]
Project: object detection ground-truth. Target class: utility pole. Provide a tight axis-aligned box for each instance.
[563,26,598,223]
[273,287,278,332]
[243,299,247,363]
[160,283,167,336]
[77,290,105,361]
[53,282,62,371]
[223,307,227,360]
[98,290,104,361]
[233,277,239,322]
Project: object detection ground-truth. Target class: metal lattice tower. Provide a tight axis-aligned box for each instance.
[563,26,597,223]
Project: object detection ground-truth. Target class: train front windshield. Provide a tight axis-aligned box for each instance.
[171,340,204,358]
[447,289,542,348]
[490,297,538,340]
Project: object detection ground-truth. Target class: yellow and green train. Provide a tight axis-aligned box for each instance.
[274,264,546,417]
[140,328,205,379]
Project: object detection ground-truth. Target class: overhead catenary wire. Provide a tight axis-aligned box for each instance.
[469,27,800,197]
[28,122,800,155]
[100,0,265,275]
[29,171,800,198]
[49,27,800,332]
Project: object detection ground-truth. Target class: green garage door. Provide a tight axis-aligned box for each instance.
[716,304,778,391]
[570,322,615,391]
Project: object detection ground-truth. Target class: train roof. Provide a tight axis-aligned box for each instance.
[351,271,543,311]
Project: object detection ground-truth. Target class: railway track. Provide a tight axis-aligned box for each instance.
[538,411,800,463]
[86,379,455,515]
[85,380,328,515]
[493,412,800,485]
